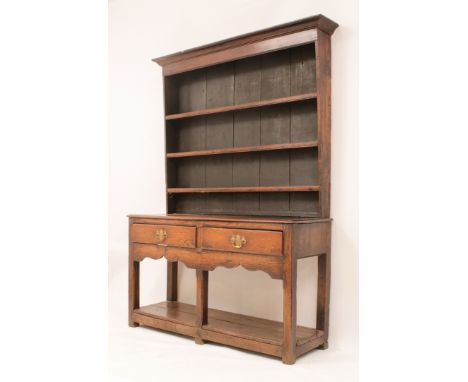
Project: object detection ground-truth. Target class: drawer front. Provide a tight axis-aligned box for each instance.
[201,227,283,256]
[132,224,196,248]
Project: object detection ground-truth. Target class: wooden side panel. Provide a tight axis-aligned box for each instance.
[292,221,330,259]
[315,30,332,218]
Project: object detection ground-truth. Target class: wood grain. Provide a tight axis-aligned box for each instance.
[195,270,209,344]
[131,223,196,248]
[167,141,318,158]
[167,186,319,193]
[316,29,332,218]
[130,14,338,363]
[201,227,283,256]
[161,29,319,76]
[166,92,316,120]
[133,301,325,356]
[132,243,284,280]
[282,225,297,364]
[166,262,178,301]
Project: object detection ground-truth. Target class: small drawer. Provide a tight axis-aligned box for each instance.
[132,224,196,248]
[201,227,283,256]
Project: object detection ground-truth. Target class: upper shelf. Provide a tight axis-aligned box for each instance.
[165,92,317,121]
[167,141,318,158]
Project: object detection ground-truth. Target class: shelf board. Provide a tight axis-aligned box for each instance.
[134,301,324,347]
[167,141,318,158]
[165,92,317,121]
[167,186,319,194]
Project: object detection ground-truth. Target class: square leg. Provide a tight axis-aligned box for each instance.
[316,250,331,347]
[282,227,297,364]
[195,270,208,344]
[128,260,140,327]
[167,261,178,301]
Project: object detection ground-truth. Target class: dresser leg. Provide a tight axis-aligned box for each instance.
[282,227,297,364]
[318,341,329,350]
[167,261,178,301]
[128,260,140,327]
[194,335,205,345]
[316,250,331,347]
[195,270,208,344]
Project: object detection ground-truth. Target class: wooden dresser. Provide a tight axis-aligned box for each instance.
[128,15,338,364]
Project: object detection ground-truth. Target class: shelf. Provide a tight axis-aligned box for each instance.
[167,186,320,194]
[167,141,318,158]
[165,92,317,121]
[133,301,324,347]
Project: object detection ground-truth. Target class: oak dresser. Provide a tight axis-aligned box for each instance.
[128,14,338,364]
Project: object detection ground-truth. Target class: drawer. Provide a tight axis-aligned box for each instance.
[201,227,283,256]
[132,224,196,248]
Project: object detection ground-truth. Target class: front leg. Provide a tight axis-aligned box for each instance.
[282,226,297,364]
[195,270,208,344]
[128,259,140,327]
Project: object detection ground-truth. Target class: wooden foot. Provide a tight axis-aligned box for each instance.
[318,341,328,350]
[281,354,296,365]
[194,336,205,345]
[128,321,139,328]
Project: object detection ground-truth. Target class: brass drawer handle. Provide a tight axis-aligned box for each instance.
[230,234,246,249]
[155,229,167,242]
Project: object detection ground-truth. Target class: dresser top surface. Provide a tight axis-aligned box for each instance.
[128,213,331,225]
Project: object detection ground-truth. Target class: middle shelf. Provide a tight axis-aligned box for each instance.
[167,186,319,194]
[165,92,317,121]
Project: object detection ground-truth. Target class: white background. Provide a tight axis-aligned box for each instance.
[1,0,468,381]
[108,0,358,379]
[109,0,357,360]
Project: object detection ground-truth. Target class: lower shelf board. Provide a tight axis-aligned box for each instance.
[132,301,325,358]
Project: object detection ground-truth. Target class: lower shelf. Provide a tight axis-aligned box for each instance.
[132,301,325,358]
